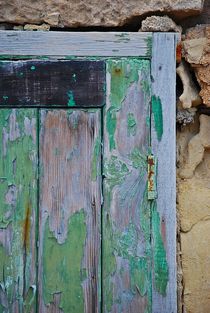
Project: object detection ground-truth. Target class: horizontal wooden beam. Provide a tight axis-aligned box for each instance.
[0,31,152,58]
[0,60,106,107]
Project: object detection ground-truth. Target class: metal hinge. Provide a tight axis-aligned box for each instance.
[147,154,157,200]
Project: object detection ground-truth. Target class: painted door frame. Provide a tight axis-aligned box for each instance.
[0,31,178,313]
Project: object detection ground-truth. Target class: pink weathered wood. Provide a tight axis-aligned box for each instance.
[38,109,101,313]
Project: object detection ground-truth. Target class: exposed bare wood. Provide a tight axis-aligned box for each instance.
[38,109,101,313]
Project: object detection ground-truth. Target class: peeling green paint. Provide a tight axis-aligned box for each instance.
[130,257,149,296]
[152,201,169,295]
[130,147,147,173]
[106,59,150,151]
[2,96,8,101]
[0,109,37,311]
[30,65,36,71]
[91,136,101,181]
[104,155,129,189]
[103,155,130,311]
[127,113,137,136]
[23,285,36,313]
[152,95,163,141]
[43,209,86,312]
[67,91,76,107]
[102,151,153,312]
[103,218,117,312]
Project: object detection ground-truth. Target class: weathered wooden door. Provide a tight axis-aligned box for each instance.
[0,32,177,313]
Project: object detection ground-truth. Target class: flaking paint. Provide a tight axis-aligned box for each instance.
[127,113,137,136]
[43,209,86,312]
[106,59,150,151]
[67,91,76,107]
[0,109,37,311]
[91,136,101,181]
[152,201,169,295]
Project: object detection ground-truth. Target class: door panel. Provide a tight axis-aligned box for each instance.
[0,109,37,313]
[38,109,102,313]
[0,58,152,313]
[103,59,151,313]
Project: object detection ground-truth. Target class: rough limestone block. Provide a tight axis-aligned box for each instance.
[183,25,210,107]
[176,108,197,126]
[24,23,50,31]
[176,60,201,109]
[178,113,210,313]
[178,177,210,232]
[140,15,182,33]
[0,0,205,27]
[181,220,210,313]
[179,114,210,179]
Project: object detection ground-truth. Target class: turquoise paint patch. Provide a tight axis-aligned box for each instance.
[127,113,137,136]
[67,91,76,107]
[152,201,169,295]
[2,96,8,101]
[152,95,163,141]
[106,59,150,151]
[30,66,36,71]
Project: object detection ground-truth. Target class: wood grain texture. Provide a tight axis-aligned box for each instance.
[103,58,152,313]
[38,109,102,313]
[0,109,37,312]
[0,31,152,58]
[0,60,105,107]
[151,33,177,313]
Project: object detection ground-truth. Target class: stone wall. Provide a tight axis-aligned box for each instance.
[177,24,210,313]
[0,1,210,312]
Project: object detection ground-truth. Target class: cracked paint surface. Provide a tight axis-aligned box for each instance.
[43,210,86,312]
[103,58,152,313]
[0,109,37,312]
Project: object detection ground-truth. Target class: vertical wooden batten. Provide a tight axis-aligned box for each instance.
[151,33,177,313]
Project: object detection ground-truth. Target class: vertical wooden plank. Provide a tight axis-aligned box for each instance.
[38,109,101,313]
[103,59,151,313]
[151,33,177,313]
[0,109,37,312]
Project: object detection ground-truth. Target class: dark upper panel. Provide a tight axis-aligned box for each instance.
[0,60,105,107]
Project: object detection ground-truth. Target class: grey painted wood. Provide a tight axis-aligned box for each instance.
[0,31,152,57]
[151,32,177,313]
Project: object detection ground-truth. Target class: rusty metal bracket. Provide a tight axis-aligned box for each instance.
[147,154,157,200]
